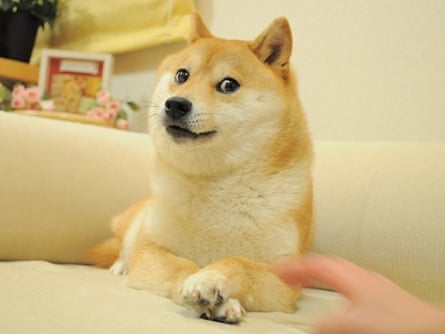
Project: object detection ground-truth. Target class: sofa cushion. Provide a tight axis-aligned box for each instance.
[0,112,151,264]
[0,261,343,334]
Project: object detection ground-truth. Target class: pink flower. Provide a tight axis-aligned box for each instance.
[11,96,26,109]
[105,110,117,121]
[94,107,106,119]
[12,85,26,99]
[86,107,107,119]
[105,100,121,115]
[40,100,55,111]
[96,90,111,106]
[25,86,41,104]
[115,119,129,130]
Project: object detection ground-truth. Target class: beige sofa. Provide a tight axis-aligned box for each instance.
[1,111,444,333]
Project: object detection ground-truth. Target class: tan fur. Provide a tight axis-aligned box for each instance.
[87,196,150,267]
[292,185,315,253]
[87,237,120,269]
[90,12,313,324]
[110,196,151,238]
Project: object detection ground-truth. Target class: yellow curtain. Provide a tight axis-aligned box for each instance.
[31,0,195,64]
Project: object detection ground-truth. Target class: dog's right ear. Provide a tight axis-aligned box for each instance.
[189,11,213,43]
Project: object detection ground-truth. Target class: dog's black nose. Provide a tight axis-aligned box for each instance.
[165,97,192,120]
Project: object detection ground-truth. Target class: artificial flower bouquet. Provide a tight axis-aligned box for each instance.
[82,90,131,130]
[0,83,135,130]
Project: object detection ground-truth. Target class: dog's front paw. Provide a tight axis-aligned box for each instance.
[208,298,246,324]
[109,258,127,275]
[180,270,245,324]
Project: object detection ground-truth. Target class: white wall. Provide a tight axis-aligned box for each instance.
[113,0,445,141]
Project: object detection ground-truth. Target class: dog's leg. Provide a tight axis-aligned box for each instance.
[126,235,200,302]
[180,256,300,323]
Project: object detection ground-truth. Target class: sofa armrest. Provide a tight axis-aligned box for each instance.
[0,112,151,264]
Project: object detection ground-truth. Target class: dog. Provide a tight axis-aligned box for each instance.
[89,12,313,324]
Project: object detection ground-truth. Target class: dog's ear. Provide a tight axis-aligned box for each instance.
[189,11,213,43]
[250,17,292,80]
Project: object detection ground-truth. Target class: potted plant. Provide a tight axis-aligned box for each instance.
[0,0,59,63]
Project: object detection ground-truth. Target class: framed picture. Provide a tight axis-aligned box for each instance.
[38,49,114,114]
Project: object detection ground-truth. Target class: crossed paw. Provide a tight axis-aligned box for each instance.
[180,270,246,324]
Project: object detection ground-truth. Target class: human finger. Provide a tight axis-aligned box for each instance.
[274,255,370,300]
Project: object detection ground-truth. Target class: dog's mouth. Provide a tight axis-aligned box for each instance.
[166,125,217,140]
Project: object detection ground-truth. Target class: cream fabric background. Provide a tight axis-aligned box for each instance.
[31,0,194,63]
[109,0,445,140]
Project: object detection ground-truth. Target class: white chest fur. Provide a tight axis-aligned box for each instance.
[144,161,308,267]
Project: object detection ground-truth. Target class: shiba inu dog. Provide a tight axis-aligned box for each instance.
[90,12,313,324]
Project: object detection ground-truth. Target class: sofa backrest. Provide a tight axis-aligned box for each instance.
[312,142,445,302]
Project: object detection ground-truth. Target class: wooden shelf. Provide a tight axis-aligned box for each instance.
[0,57,39,84]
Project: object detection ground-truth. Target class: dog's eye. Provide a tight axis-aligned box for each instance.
[217,78,240,94]
[175,69,189,84]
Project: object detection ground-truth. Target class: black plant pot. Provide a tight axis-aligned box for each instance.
[0,10,39,63]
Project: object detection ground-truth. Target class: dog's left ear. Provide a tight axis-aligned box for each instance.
[189,11,213,43]
[250,17,292,80]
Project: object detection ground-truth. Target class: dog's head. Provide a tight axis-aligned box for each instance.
[149,13,304,175]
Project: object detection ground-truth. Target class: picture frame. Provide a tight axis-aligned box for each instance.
[38,49,114,114]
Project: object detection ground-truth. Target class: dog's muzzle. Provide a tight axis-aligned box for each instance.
[164,96,217,140]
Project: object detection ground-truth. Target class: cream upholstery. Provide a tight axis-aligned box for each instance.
[0,112,151,263]
[312,142,445,302]
[0,111,443,333]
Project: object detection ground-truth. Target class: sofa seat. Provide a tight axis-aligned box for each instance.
[0,261,342,333]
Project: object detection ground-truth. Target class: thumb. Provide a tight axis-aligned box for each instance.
[273,255,367,300]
